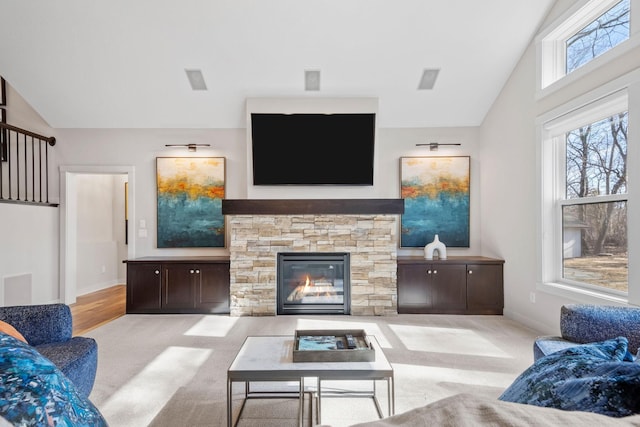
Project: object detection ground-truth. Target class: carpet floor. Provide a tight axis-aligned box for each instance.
[85,314,541,427]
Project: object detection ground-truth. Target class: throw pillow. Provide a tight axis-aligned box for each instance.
[499,337,640,417]
[0,333,107,426]
[0,320,27,343]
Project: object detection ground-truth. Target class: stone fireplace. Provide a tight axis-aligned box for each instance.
[223,199,403,316]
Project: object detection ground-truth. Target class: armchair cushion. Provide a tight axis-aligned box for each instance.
[0,304,72,346]
[37,337,98,398]
[560,304,640,354]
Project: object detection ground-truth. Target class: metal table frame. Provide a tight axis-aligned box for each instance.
[227,335,394,427]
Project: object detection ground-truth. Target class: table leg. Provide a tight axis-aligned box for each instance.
[227,377,232,427]
[388,376,395,416]
[372,380,384,418]
[317,377,322,425]
[300,377,305,427]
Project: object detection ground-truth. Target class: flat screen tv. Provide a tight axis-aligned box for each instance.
[251,113,375,185]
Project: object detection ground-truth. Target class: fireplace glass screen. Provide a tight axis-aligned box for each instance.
[277,252,350,315]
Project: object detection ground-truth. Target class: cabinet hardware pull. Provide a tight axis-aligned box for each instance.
[433,270,437,274]
[469,270,473,274]
[190,269,195,274]
[427,270,432,275]
[196,270,200,274]
[154,270,160,274]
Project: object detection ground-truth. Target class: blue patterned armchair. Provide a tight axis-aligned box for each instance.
[533,304,640,361]
[0,303,98,398]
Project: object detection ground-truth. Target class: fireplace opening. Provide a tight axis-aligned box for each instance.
[277,252,350,315]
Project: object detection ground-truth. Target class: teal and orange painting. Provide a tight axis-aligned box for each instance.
[400,157,470,248]
[156,157,225,248]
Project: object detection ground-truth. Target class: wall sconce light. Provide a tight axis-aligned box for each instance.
[416,142,461,151]
[165,143,211,152]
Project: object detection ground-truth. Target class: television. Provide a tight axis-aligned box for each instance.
[251,113,375,185]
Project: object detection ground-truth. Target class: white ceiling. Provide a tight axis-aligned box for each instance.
[0,0,555,129]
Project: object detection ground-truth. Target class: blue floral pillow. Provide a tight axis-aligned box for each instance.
[499,337,640,417]
[0,333,107,426]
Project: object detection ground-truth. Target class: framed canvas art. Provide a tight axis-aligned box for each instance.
[156,157,225,248]
[400,156,470,248]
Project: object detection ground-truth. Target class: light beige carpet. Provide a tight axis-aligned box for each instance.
[85,314,540,427]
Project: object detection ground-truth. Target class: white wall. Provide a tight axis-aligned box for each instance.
[0,83,59,304]
[0,204,58,304]
[479,0,640,334]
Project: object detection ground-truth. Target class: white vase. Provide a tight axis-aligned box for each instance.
[424,234,447,260]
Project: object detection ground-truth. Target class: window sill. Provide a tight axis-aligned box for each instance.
[537,281,628,306]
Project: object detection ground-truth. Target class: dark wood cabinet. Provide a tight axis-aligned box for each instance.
[194,263,231,312]
[126,257,230,314]
[466,263,504,314]
[397,263,467,313]
[126,262,162,310]
[397,256,504,315]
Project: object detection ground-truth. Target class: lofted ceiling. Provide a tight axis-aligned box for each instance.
[0,1,555,129]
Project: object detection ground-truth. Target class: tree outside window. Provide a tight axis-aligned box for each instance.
[562,112,628,292]
[565,0,630,74]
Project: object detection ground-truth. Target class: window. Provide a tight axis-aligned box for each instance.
[538,87,633,300]
[566,0,630,74]
[536,0,639,304]
[561,112,628,292]
[538,0,634,91]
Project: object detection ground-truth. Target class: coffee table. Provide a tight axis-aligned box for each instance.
[227,335,394,427]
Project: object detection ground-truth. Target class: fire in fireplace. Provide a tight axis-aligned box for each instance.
[277,252,350,315]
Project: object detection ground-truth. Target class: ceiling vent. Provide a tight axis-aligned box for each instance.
[418,68,440,90]
[185,69,208,91]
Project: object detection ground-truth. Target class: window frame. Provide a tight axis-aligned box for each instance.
[536,0,639,99]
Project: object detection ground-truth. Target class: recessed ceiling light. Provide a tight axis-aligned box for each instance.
[305,70,321,91]
[418,68,440,90]
[185,69,207,91]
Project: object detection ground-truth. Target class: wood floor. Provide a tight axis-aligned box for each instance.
[69,285,126,335]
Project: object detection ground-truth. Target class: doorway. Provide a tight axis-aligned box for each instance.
[60,165,135,305]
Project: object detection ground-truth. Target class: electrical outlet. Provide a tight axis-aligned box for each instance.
[529,292,536,303]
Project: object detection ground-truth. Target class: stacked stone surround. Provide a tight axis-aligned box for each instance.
[228,214,399,316]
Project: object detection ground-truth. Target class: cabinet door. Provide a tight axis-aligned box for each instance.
[195,263,230,313]
[127,263,162,312]
[429,264,467,312]
[466,264,504,314]
[162,264,196,310]
[397,263,431,313]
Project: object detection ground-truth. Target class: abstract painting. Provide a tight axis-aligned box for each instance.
[156,157,225,248]
[400,156,470,248]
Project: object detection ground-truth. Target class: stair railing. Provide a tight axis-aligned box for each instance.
[0,122,57,207]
